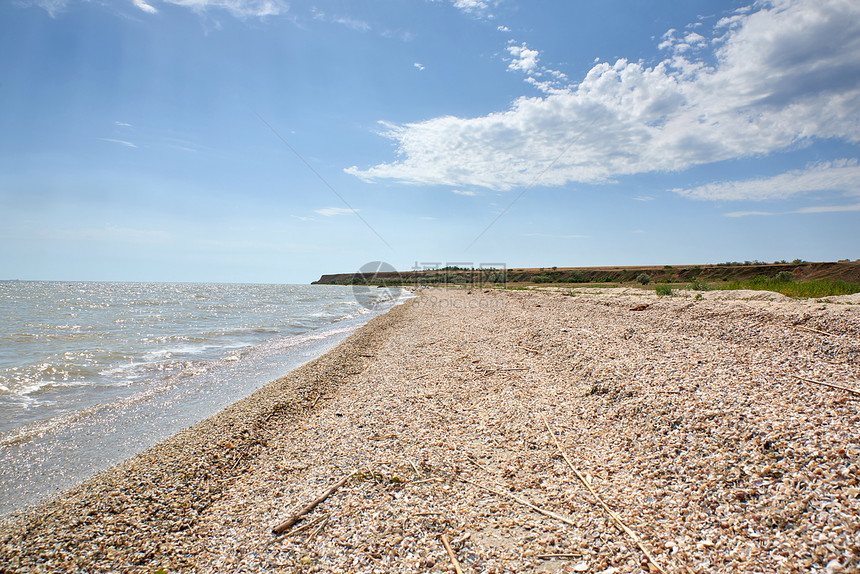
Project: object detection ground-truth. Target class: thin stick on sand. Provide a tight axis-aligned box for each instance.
[541,413,668,574]
[272,471,354,535]
[792,374,860,397]
[264,515,327,548]
[441,534,464,574]
[459,475,577,528]
[795,325,836,337]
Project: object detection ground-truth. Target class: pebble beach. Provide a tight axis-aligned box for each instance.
[1,287,859,573]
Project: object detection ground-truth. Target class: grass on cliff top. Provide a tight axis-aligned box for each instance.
[716,276,860,298]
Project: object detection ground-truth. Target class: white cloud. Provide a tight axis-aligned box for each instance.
[675,159,860,201]
[114,121,133,127]
[633,195,654,202]
[35,0,287,18]
[348,0,860,195]
[726,202,860,217]
[155,0,287,18]
[724,210,777,217]
[32,0,67,17]
[99,138,137,148]
[414,62,425,71]
[507,42,539,73]
[452,189,477,196]
[315,207,356,216]
[133,0,158,14]
[522,233,589,239]
[335,16,370,32]
[453,0,489,15]
[796,202,860,213]
[497,25,510,32]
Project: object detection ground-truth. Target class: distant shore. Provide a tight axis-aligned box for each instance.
[314,259,860,288]
[2,287,858,573]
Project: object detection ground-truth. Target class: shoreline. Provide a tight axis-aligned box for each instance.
[2,288,858,573]
[0,298,411,572]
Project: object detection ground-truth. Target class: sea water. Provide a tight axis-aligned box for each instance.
[0,281,410,517]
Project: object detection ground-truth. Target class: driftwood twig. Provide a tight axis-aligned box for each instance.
[792,374,860,397]
[265,515,327,548]
[796,325,835,337]
[541,413,668,574]
[272,471,354,535]
[307,516,329,542]
[459,475,577,528]
[441,534,464,574]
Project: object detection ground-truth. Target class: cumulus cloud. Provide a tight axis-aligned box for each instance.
[315,207,357,216]
[674,160,860,201]
[414,62,425,71]
[507,42,540,73]
[347,0,860,195]
[452,0,489,15]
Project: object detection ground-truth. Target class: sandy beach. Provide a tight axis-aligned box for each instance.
[2,287,859,573]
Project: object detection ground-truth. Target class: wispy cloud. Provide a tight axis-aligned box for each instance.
[32,0,67,17]
[114,121,133,128]
[522,232,589,239]
[348,0,860,194]
[413,62,425,71]
[725,203,860,217]
[724,210,776,218]
[32,0,287,18]
[334,16,371,32]
[452,189,477,196]
[132,0,157,14]
[796,203,860,214]
[99,138,137,148]
[633,195,654,202]
[674,159,860,201]
[315,207,357,216]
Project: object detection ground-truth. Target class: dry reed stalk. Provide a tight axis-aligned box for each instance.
[459,475,577,528]
[791,374,860,397]
[441,533,464,574]
[796,326,836,337]
[271,471,355,535]
[264,515,327,548]
[541,413,669,574]
[307,517,329,542]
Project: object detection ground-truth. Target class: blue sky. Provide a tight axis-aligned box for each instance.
[1,0,858,283]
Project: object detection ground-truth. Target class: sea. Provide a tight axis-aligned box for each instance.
[0,281,411,517]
